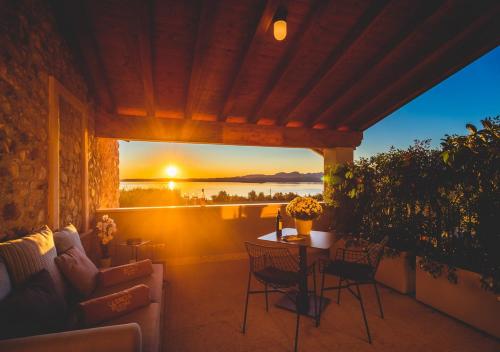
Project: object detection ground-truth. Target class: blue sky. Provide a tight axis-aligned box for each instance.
[120,46,499,179]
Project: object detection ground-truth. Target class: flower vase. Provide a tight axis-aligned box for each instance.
[295,219,312,235]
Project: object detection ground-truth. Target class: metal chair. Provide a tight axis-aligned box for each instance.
[317,236,388,343]
[242,242,317,352]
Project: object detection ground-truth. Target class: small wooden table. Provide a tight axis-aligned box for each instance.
[258,228,336,317]
[119,240,151,263]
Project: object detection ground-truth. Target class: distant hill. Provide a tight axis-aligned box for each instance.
[121,171,323,183]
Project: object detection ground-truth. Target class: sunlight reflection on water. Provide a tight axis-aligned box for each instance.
[120,181,322,198]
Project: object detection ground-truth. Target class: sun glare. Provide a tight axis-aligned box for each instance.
[165,165,178,178]
[168,181,175,190]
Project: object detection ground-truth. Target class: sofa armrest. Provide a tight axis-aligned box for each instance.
[0,323,142,352]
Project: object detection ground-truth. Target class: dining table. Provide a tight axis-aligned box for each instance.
[258,227,336,317]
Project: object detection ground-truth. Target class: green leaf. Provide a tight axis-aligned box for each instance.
[481,119,492,129]
[466,123,477,134]
[330,175,342,185]
[442,151,449,164]
[347,188,357,199]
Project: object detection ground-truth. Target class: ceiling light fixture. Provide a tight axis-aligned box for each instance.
[273,6,287,41]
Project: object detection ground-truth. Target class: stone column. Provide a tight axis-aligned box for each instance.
[322,147,355,201]
[322,147,355,235]
[323,147,354,168]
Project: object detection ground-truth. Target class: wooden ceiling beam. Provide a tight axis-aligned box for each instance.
[184,0,219,119]
[136,0,155,117]
[217,0,280,121]
[357,6,500,130]
[246,0,329,124]
[307,0,447,128]
[276,0,391,126]
[59,0,115,113]
[95,112,363,149]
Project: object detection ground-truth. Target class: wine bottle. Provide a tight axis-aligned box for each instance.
[276,210,283,239]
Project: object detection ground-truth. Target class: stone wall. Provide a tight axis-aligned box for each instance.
[0,0,119,238]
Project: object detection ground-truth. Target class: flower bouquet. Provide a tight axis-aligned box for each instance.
[286,196,323,235]
[96,214,117,267]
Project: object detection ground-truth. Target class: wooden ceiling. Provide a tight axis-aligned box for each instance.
[55,0,500,147]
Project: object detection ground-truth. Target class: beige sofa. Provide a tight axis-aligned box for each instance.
[0,240,164,352]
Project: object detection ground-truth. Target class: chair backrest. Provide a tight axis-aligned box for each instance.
[244,242,299,274]
[366,236,389,273]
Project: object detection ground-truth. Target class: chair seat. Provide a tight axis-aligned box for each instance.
[322,260,373,282]
[254,267,300,287]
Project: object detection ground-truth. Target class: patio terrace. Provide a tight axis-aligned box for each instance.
[164,257,499,352]
[1,0,499,351]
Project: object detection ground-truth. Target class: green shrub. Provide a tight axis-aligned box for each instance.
[325,117,500,293]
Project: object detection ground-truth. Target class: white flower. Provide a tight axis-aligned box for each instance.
[96,214,117,245]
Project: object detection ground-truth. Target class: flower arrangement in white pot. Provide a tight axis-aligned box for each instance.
[286,196,323,235]
[96,214,117,268]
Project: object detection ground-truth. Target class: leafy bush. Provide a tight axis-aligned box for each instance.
[325,118,499,293]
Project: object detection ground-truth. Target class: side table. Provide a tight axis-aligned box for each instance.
[119,240,151,263]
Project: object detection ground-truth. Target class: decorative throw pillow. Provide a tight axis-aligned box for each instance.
[0,269,67,340]
[99,259,154,288]
[0,225,66,299]
[79,284,150,326]
[54,224,85,255]
[55,247,98,297]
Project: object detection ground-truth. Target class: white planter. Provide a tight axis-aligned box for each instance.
[376,251,415,294]
[416,257,500,338]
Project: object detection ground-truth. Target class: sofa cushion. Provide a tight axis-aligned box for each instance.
[91,263,163,303]
[101,302,161,352]
[54,224,85,255]
[0,261,11,301]
[79,284,151,326]
[99,259,154,288]
[0,269,67,340]
[0,225,66,299]
[55,247,98,297]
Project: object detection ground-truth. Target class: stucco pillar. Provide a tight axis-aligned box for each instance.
[323,147,354,168]
[323,147,355,201]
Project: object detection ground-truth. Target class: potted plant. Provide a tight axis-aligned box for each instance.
[286,196,323,235]
[96,214,117,268]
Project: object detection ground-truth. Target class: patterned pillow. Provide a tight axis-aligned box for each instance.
[98,259,153,288]
[79,284,150,326]
[0,225,66,299]
[54,224,85,255]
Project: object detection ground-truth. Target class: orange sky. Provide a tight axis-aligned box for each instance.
[119,142,323,179]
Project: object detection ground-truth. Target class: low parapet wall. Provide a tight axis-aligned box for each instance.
[96,203,331,265]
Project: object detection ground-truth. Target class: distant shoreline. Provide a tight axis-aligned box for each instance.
[121,171,324,184]
[120,178,322,184]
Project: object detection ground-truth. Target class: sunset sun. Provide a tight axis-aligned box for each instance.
[165,165,179,178]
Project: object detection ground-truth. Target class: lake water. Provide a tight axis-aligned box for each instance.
[120,181,323,198]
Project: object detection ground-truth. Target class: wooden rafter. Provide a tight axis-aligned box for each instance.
[246,0,329,124]
[357,6,500,130]
[60,0,115,113]
[307,0,446,128]
[136,0,155,117]
[185,0,219,119]
[276,0,391,126]
[95,112,363,149]
[217,0,280,121]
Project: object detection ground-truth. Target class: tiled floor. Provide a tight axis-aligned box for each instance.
[163,259,499,352]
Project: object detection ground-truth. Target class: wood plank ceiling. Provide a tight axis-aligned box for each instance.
[55,0,500,145]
